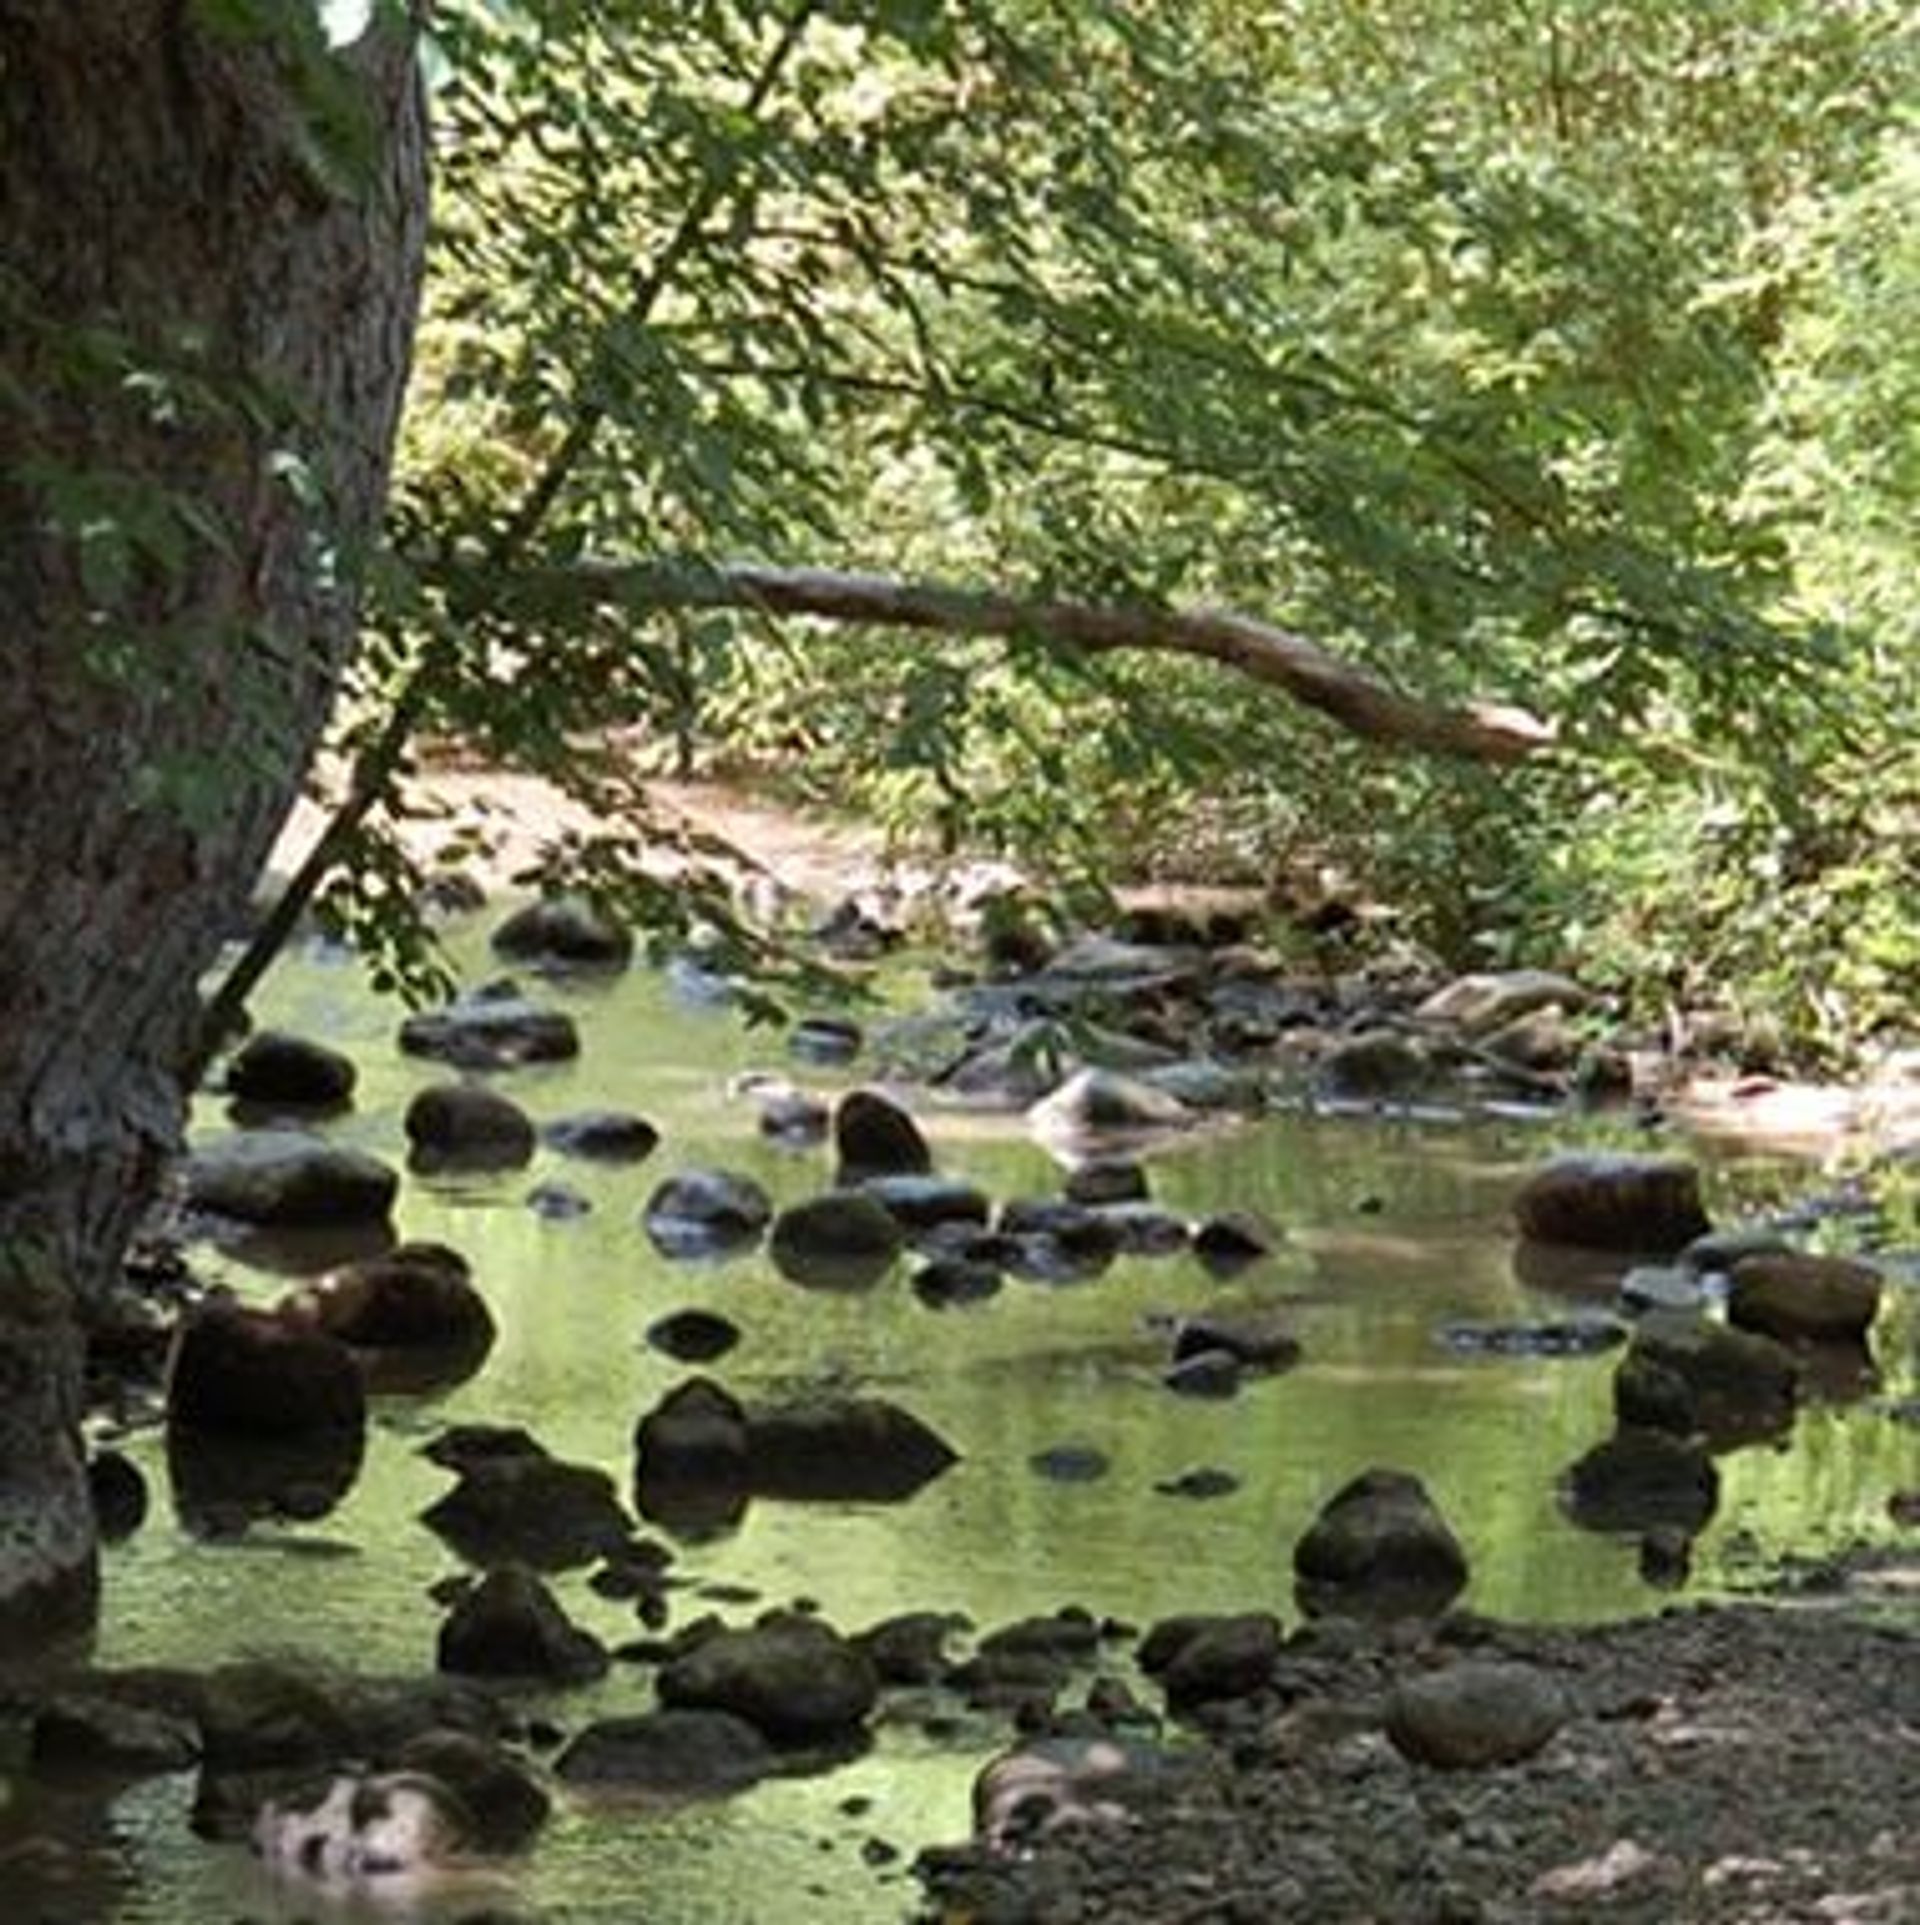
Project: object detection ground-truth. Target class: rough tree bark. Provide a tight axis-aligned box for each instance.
[0,4,427,1642]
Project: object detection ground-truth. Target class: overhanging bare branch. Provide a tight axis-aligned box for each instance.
[482,558,1556,764]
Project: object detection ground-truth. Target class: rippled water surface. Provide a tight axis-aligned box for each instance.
[27,921,1920,1922]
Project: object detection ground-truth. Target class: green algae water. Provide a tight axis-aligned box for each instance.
[32,922,1920,1921]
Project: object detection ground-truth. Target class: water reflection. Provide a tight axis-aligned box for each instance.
[76,927,1920,1922]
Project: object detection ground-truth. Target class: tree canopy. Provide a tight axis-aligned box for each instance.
[237,0,1910,1058]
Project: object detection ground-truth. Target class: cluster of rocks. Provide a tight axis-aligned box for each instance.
[62,886,1909,1910]
[1505,1150,1891,1587]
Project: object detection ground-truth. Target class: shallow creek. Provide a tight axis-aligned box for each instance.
[39,922,1920,1920]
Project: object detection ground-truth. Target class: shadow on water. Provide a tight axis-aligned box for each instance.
[53,924,1920,1922]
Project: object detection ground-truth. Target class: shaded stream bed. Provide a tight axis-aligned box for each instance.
[13,921,1920,1922]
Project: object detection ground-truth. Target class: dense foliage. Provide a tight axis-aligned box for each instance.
[314,1,1913,1058]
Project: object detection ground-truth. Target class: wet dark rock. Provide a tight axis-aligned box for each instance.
[1293,1468,1469,1619]
[1005,1230,1116,1285]
[1512,1153,1712,1254]
[1030,1444,1110,1484]
[770,1190,904,1289]
[1065,1158,1149,1206]
[183,1130,398,1228]
[1679,1226,1797,1277]
[556,1707,774,1797]
[399,981,582,1069]
[978,1611,1103,1666]
[87,1451,148,1542]
[1192,1211,1280,1270]
[1436,1315,1626,1359]
[645,1308,742,1364]
[1101,1202,1191,1257]
[858,1173,993,1234]
[790,1016,863,1065]
[1162,1349,1243,1398]
[1385,1660,1568,1768]
[855,1612,966,1686]
[394,1728,551,1849]
[405,1083,537,1171]
[917,1223,1021,1269]
[167,1421,365,1532]
[178,1660,498,1775]
[912,1256,1004,1309]
[1619,1311,1798,1441]
[657,1614,879,1745]
[278,1243,494,1389]
[166,1298,366,1436]
[998,1198,1122,1262]
[1148,1613,1282,1711]
[31,1693,201,1776]
[633,1379,753,1533]
[834,1088,933,1181]
[543,1110,660,1163]
[526,1181,591,1219]
[643,1169,773,1258]
[1317,1028,1430,1101]
[421,1454,634,1571]
[1638,1525,1693,1588]
[422,1424,546,1473]
[1563,1426,1719,1534]
[224,1030,357,1111]
[1028,1069,1196,1146]
[1153,1467,1240,1501]
[1727,1252,1882,1345]
[1612,1350,1699,1435]
[1171,1315,1301,1373]
[1143,1060,1266,1114]
[437,1565,609,1684]
[491,895,632,971]
[746,1396,959,1503]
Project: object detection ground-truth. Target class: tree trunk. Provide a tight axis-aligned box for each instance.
[0,4,427,1643]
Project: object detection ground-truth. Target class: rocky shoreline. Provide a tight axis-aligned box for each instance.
[914,1600,1920,1925]
[11,795,1912,1919]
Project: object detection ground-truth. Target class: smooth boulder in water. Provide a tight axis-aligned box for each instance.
[421,1453,635,1571]
[643,1169,773,1258]
[834,1088,932,1181]
[399,981,581,1070]
[1513,1153,1711,1254]
[224,1030,357,1111]
[278,1243,494,1391]
[1727,1252,1882,1345]
[556,1708,773,1797]
[769,1190,904,1289]
[1563,1426,1719,1535]
[491,895,633,971]
[436,1564,609,1684]
[166,1297,366,1436]
[657,1613,879,1746]
[404,1083,537,1171]
[1615,1311,1798,1442]
[1292,1467,1468,1619]
[184,1131,397,1228]
[746,1396,959,1503]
